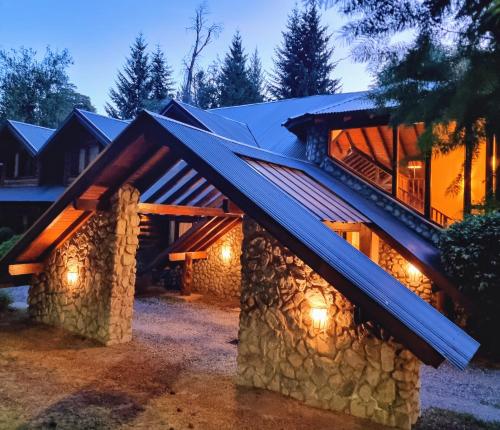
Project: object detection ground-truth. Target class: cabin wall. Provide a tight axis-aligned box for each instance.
[28,185,141,345]
[238,217,420,430]
[192,223,242,299]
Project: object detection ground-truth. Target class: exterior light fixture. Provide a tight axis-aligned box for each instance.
[66,267,78,286]
[221,244,232,263]
[407,263,421,283]
[407,160,423,170]
[310,307,328,331]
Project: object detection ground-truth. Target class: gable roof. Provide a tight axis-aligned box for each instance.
[161,99,258,147]
[38,109,130,156]
[0,110,479,370]
[2,120,54,156]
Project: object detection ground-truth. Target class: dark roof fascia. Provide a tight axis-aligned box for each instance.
[38,109,114,158]
[161,100,212,133]
[3,121,38,157]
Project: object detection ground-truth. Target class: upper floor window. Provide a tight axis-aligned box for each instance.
[69,143,100,178]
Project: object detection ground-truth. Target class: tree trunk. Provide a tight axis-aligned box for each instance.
[463,129,473,215]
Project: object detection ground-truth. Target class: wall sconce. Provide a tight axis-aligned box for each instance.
[310,307,328,331]
[407,263,421,283]
[220,244,232,263]
[66,266,79,286]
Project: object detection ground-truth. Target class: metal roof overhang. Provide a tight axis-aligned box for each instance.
[0,111,479,369]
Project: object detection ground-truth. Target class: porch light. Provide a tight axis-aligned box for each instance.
[407,160,423,170]
[407,263,421,283]
[310,307,328,331]
[221,244,232,263]
[66,267,78,286]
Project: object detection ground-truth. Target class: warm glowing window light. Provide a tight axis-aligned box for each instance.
[310,307,328,330]
[220,244,232,263]
[407,263,421,283]
[66,267,78,286]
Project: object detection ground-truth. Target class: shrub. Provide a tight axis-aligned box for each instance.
[0,290,12,312]
[439,212,500,357]
[0,235,20,259]
[0,226,15,243]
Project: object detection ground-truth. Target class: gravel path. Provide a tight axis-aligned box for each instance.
[3,288,500,423]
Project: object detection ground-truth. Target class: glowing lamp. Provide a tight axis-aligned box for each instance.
[221,244,232,263]
[407,263,421,283]
[310,307,328,330]
[407,160,423,170]
[66,267,78,286]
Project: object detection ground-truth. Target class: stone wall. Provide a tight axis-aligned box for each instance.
[192,223,242,299]
[28,185,141,345]
[238,218,420,429]
[305,123,329,165]
[378,241,435,306]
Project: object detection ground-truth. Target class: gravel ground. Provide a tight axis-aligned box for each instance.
[1,289,499,427]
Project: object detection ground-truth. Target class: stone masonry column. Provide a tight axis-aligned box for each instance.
[305,123,329,165]
[28,184,141,345]
[237,217,421,429]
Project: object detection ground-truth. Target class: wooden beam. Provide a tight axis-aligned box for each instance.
[222,199,244,214]
[169,251,207,262]
[137,203,241,218]
[375,126,391,163]
[73,198,109,211]
[424,153,432,218]
[9,263,44,276]
[360,127,378,162]
[485,131,494,198]
[392,126,399,197]
[324,221,363,232]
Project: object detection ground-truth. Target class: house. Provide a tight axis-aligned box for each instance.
[0,92,489,429]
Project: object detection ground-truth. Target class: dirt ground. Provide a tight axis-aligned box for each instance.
[0,296,388,430]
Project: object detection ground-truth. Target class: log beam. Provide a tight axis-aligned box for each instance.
[169,251,208,262]
[138,203,242,218]
[8,263,44,276]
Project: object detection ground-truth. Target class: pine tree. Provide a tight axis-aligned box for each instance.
[270,1,341,99]
[248,49,265,103]
[218,32,255,107]
[149,45,175,108]
[192,63,220,109]
[106,34,151,119]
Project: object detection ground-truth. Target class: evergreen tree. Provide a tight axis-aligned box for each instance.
[218,32,255,107]
[0,47,94,128]
[106,34,151,119]
[270,1,341,99]
[192,63,220,109]
[248,49,265,103]
[148,45,175,110]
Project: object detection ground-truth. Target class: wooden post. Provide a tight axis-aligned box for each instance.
[181,253,193,296]
[359,225,378,263]
[464,140,473,215]
[392,126,399,197]
[485,132,494,199]
[424,153,432,219]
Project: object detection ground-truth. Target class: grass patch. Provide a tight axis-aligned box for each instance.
[415,408,500,430]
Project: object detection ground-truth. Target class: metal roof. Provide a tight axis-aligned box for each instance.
[209,91,370,158]
[75,110,130,143]
[162,100,258,147]
[4,120,54,155]
[0,111,479,369]
[0,186,65,202]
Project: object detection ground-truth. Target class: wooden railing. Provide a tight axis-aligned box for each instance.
[431,207,454,227]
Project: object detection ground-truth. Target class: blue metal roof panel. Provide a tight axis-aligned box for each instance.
[0,186,65,202]
[149,112,479,369]
[210,92,369,157]
[6,121,54,154]
[75,110,130,143]
[175,101,258,147]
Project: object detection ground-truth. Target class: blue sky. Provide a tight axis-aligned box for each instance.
[0,0,373,113]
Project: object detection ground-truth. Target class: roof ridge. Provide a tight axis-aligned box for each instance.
[7,120,55,132]
[210,90,370,111]
[75,109,131,124]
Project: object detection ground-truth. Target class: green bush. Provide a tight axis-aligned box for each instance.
[0,226,15,243]
[0,290,12,312]
[439,212,500,357]
[0,235,20,259]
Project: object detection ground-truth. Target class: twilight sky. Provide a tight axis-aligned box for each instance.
[0,0,374,113]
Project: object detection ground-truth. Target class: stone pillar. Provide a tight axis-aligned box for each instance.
[378,240,435,306]
[238,218,420,429]
[28,184,141,345]
[305,123,329,165]
[191,223,242,299]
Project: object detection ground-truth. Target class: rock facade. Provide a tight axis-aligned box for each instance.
[305,123,329,165]
[238,217,420,429]
[378,241,435,306]
[192,223,242,299]
[28,185,141,345]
